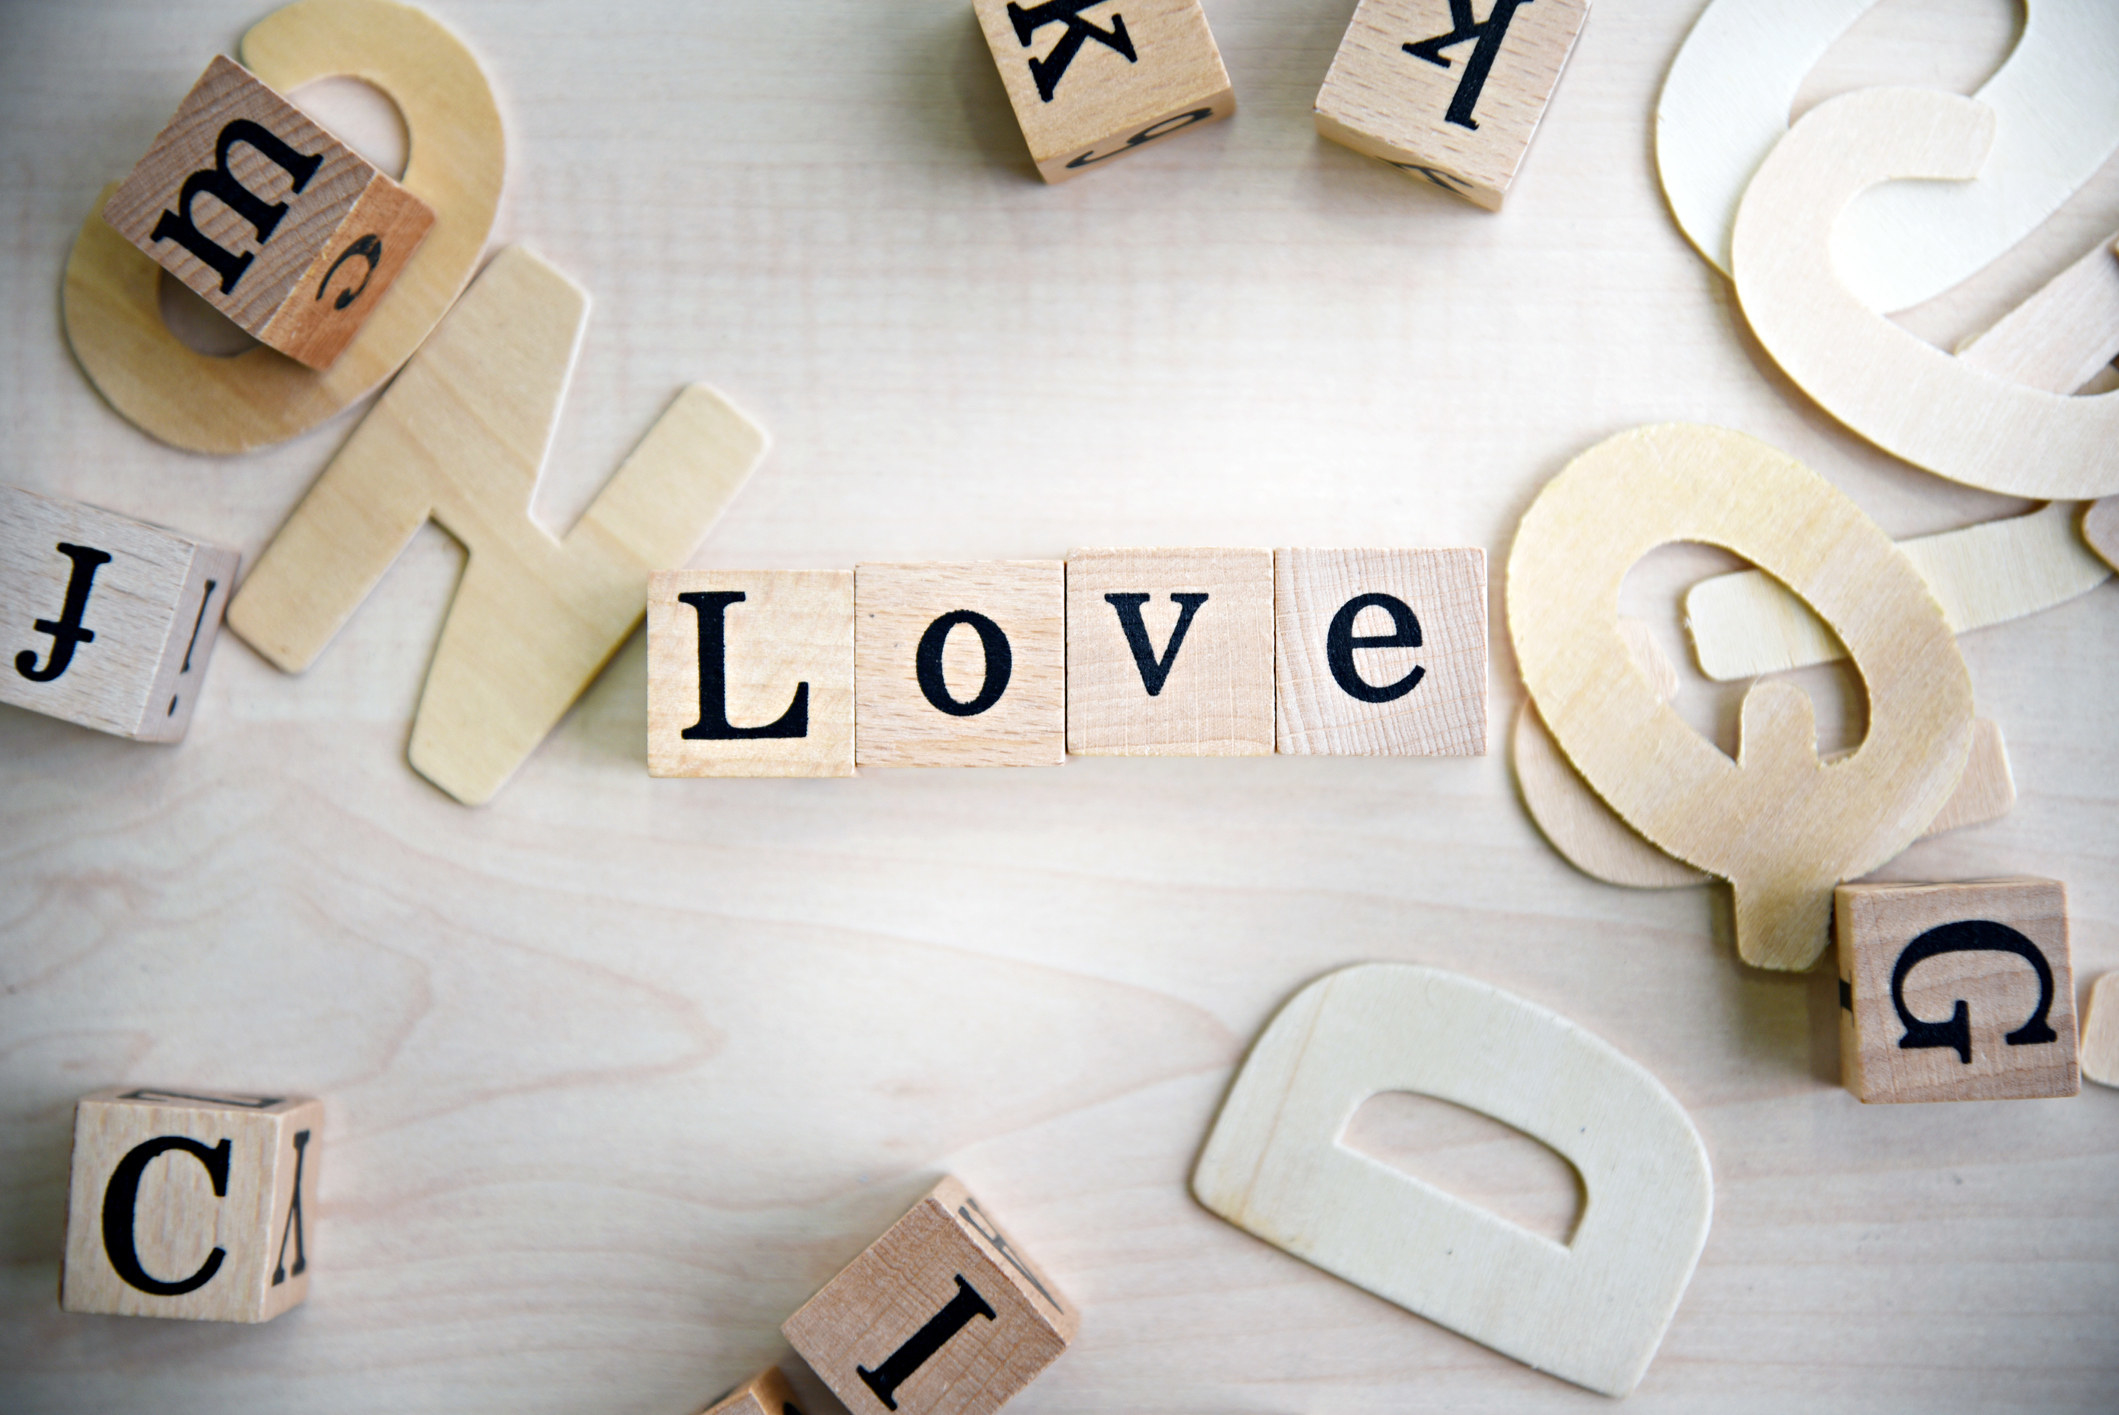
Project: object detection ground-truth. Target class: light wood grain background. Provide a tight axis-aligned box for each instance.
[2,1,2116,1411]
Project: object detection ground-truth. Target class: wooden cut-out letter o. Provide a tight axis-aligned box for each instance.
[1192,964,1713,1397]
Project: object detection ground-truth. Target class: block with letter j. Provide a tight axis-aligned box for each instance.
[783,1176,1076,1415]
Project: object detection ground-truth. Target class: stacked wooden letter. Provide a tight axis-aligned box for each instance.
[647,548,1487,775]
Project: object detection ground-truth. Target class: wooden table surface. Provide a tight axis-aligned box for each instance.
[3,1,2116,1411]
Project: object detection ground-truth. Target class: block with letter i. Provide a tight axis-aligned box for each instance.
[699,1365,806,1415]
[648,570,855,778]
[973,0,1235,181]
[1275,547,1487,755]
[1314,0,1591,209]
[1836,879,2079,1103]
[103,55,435,370]
[783,1176,1077,1415]
[61,1087,321,1322]
[2,484,239,742]
[1066,547,1273,755]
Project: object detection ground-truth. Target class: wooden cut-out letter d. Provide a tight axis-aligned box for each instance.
[1191,964,1713,1397]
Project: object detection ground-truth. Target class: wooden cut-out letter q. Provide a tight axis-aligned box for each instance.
[1192,964,1713,1397]
[1508,424,1974,971]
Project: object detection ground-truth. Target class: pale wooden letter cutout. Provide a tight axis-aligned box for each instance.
[1508,424,1974,970]
[1193,963,1712,1398]
[1731,88,2119,499]
[227,246,768,805]
[2082,972,2119,1090]
[63,0,505,454]
[2085,497,2119,574]
[1655,0,2119,311]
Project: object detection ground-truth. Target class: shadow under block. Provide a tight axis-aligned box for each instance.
[1314,0,1590,209]
[61,1088,321,1323]
[1,484,238,742]
[648,571,854,778]
[1274,547,1487,755]
[783,1176,1077,1415]
[972,0,1234,181]
[103,56,435,371]
[855,562,1065,768]
[1836,879,2078,1104]
[700,1365,805,1415]
[1065,547,1273,756]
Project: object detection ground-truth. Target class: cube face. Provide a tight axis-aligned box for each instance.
[1066,547,1273,756]
[2,484,239,742]
[783,1177,1076,1415]
[701,1365,805,1415]
[1837,880,2079,1103]
[103,56,435,369]
[648,571,855,778]
[856,563,1065,768]
[972,0,1234,181]
[61,1088,322,1323]
[1314,0,1590,209]
[1274,548,1488,755]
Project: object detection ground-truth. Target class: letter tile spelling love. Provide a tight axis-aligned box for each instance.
[1507,423,1975,972]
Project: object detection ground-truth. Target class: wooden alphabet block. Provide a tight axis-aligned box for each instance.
[61,1087,321,1323]
[2,484,238,742]
[1274,547,1487,755]
[855,562,1065,768]
[783,1176,1076,1415]
[972,0,1234,182]
[1314,0,1590,209]
[699,1365,805,1415]
[1065,547,1273,756]
[1836,879,2079,1104]
[104,56,436,370]
[649,570,855,778]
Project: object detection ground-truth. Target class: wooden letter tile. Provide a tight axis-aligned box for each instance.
[856,562,1065,768]
[1274,547,1487,755]
[1836,879,2079,1103]
[1314,0,1590,209]
[1066,547,1272,756]
[699,1365,805,1415]
[783,1176,1077,1415]
[649,570,854,778]
[61,1087,321,1323]
[103,55,436,370]
[972,0,1234,182]
[2,484,238,743]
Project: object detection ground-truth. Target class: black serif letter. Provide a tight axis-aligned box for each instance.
[680,591,809,739]
[917,610,1012,717]
[150,119,324,294]
[102,1135,232,1296]
[1104,592,1207,697]
[857,1274,998,1410]
[1325,593,1425,703]
[1892,920,2059,1065]
[1405,0,1535,131]
[271,1128,311,1285]
[17,542,113,683]
[1009,0,1137,103]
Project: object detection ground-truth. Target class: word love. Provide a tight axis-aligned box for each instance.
[647,547,1487,777]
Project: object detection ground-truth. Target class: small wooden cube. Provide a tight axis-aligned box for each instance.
[972,0,1234,182]
[855,562,1065,768]
[103,55,436,370]
[1314,0,1590,209]
[648,570,855,778]
[2,484,238,742]
[699,1365,806,1415]
[1065,547,1273,756]
[1836,879,2079,1103]
[783,1177,1077,1415]
[1274,547,1487,755]
[61,1087,322,1323]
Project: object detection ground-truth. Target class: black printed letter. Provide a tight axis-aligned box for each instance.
[1325,593,1425,703]
[679,591,809,740]
[16,543,113,683]
[917,610,1012,717]
[1892,920,2059,1064]
[1009,0,1137,103]
[1404,0,1535,131]
[271,1129,311,1285]
[150,118,324,293]
[857,1274,997,1410]
[102,1135,231,1296]
[1104,592,1207,697]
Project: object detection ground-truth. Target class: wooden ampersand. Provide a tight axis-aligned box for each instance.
[1507,424,1974,971]
[64,0,504,454]
[1731,88,2119,499]
[227,245,768,805]
[1192,964,1713,1398]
